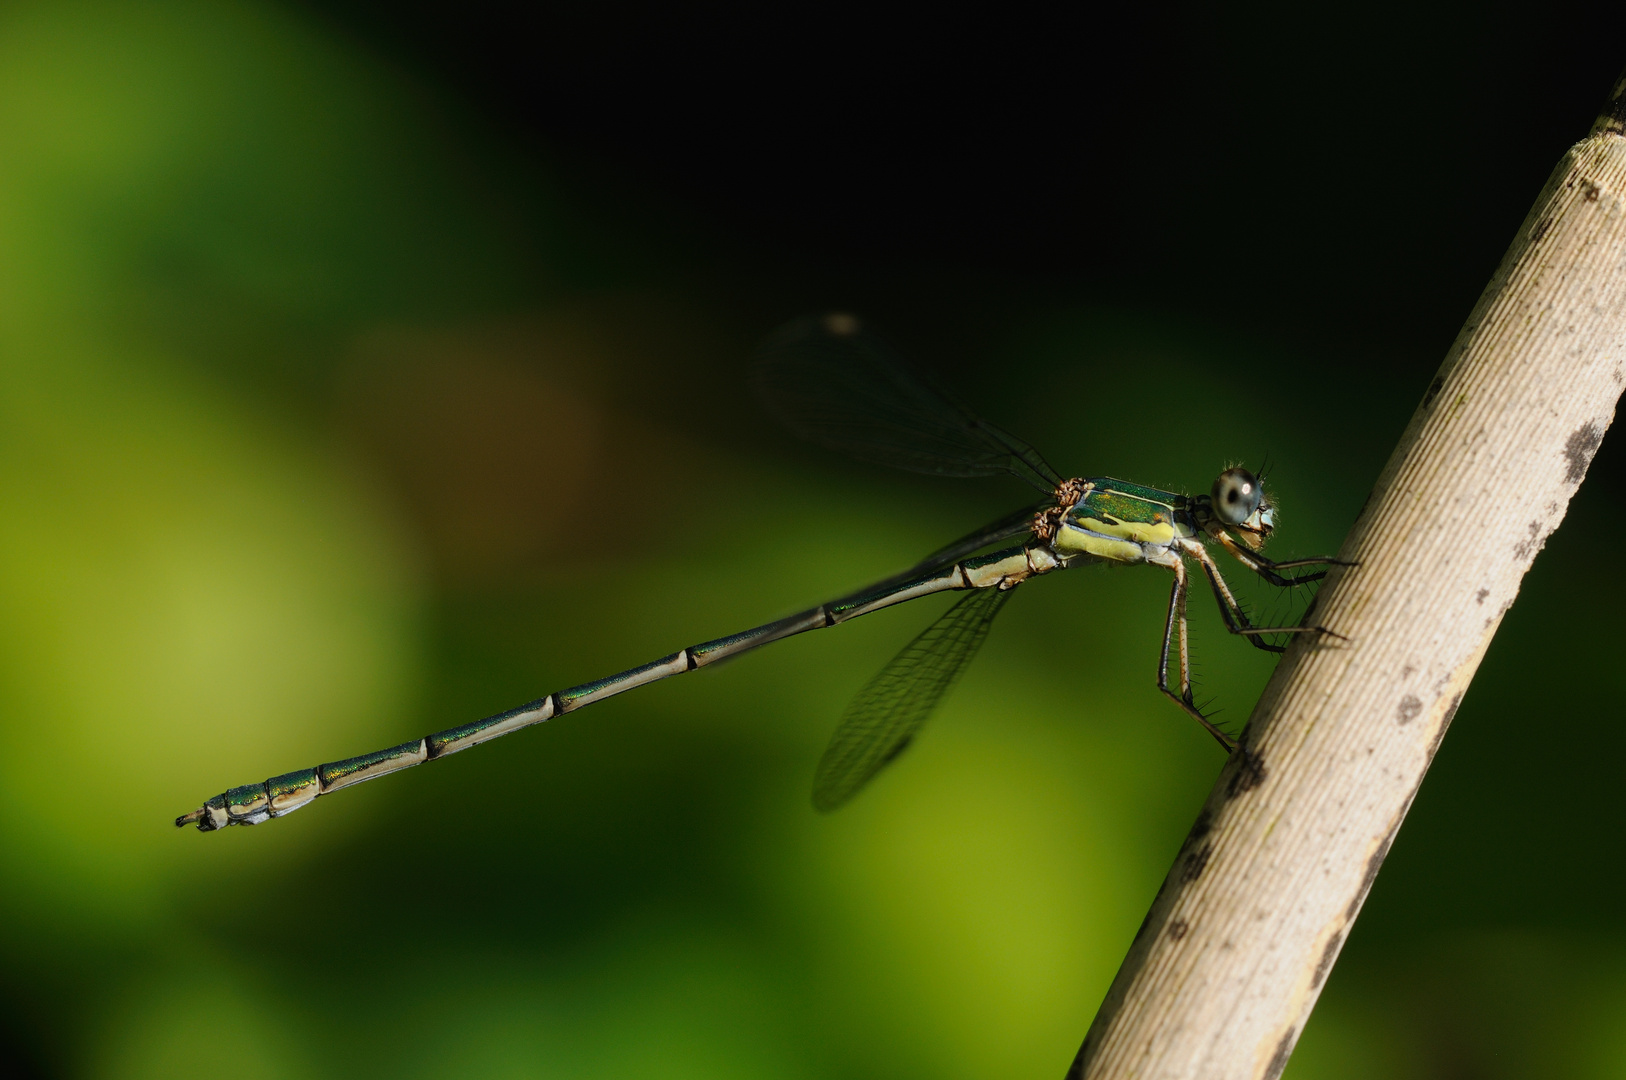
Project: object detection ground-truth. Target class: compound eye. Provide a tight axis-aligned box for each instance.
[1211,467,1262,526]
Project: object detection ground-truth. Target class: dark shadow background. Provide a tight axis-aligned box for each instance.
[1,2,1624,1078]
[313,0,1620,375]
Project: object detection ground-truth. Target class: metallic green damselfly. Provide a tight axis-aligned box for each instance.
[177,314,1348,831]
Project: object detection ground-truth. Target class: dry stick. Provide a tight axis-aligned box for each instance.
[1069,75,1626,1080]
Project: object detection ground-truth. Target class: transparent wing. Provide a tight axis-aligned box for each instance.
[904,502,1044,576]
[812,586,1013,812]
[755,314,1062,493]
[830,502,1043,609]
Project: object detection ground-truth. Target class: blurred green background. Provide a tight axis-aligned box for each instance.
[2,1,1625,1076]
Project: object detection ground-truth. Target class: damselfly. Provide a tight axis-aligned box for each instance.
[177,314,1348,831]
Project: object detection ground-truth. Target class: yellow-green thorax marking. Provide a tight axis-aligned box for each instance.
[1054,478,1199,564]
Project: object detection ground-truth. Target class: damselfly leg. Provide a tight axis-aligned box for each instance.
[1188,538,1349,655]
[1212,531,1358,588]
[1155,554,1235,751]
[1151,537,1347,750]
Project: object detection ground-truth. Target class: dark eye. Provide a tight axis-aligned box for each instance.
[1211,467,1262,526]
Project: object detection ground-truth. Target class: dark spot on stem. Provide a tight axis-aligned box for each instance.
[1530,216,1553,243]
[1565,421,1604,484]
[1168,918,1189,940]
[1227,746,1268,797]
[1583,180,1602,202]
[1421,375,1445,411]
[1312,932,1344,989]
[1475,589,1489,604]
[1186,809,1213,846]
[1513,520,1545,560]
[1264,1029,1298,1080]
[1396,695,1423,725]
[1182,842,1213,883]
[1346,832,1395,920]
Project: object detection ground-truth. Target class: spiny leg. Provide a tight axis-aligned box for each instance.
[1156,562,1187,701]
[1186,540,1345,654]
[1156,556,1235,752]
[1214,531,1355,588]
[1191,545,1282,653]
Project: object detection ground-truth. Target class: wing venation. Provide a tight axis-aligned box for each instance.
[812,586,1013,811]
[755,315,1061,493]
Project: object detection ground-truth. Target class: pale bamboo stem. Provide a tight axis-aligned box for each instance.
[1070,77,1626,1080]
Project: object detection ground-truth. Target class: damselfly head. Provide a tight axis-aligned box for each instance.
[1208,466,1274,548]
[1211,467,1262,525]
[1236,498,1275,549]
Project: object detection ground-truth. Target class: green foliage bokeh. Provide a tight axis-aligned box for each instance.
[0,3,1622,1078]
